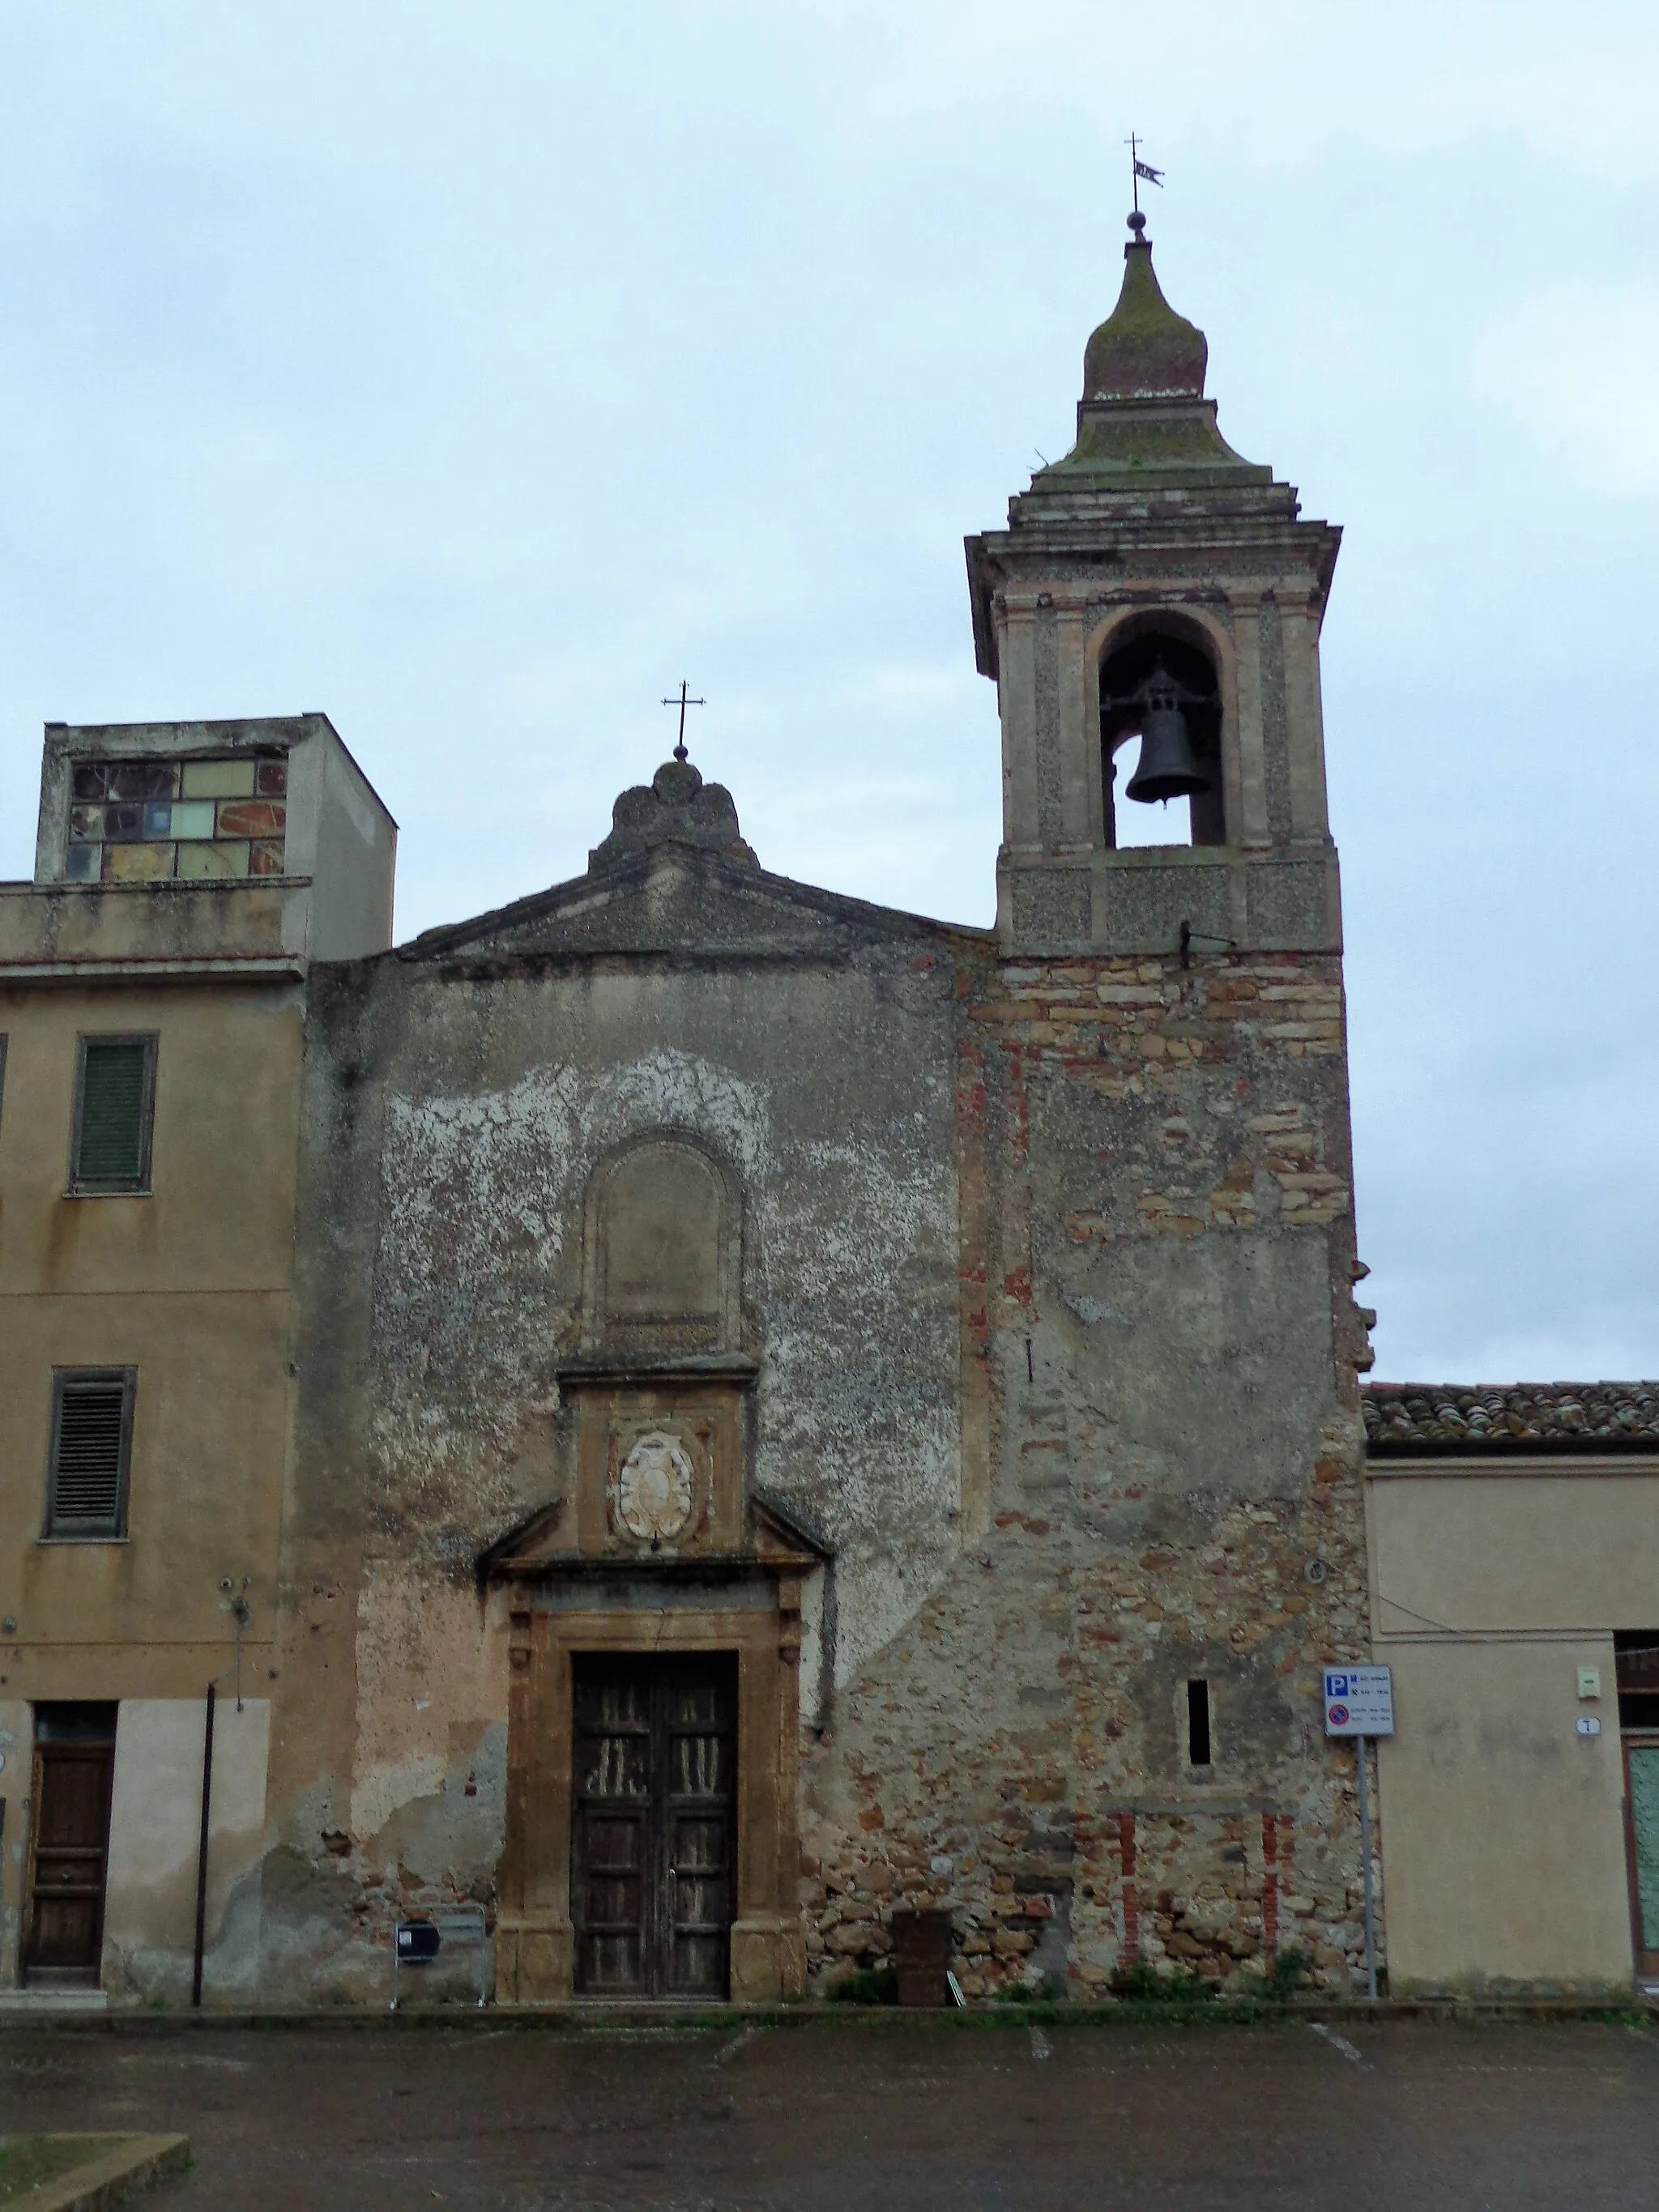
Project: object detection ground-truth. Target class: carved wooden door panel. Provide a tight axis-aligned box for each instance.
[24,1743,115,1984]
[573,1653,736,1998]
[659,1665,736,1997]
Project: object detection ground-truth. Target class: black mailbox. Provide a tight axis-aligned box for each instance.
[396,1921,441,1963]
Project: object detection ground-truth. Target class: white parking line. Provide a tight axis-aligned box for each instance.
[1308,2021,1363,2065]
[1030,2026,1052,2060]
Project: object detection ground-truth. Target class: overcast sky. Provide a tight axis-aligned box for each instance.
[1,2,1654,1385]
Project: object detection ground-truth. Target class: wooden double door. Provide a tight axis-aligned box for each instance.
[572,1652,736,1998]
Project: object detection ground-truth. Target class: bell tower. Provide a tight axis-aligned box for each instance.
[947,215,1376,1996]
[966,210,1341,957]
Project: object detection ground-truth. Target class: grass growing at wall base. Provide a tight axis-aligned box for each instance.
[1103,1947,1313,2008]
[0,2137,128,2201]
[825,1965,898,2005]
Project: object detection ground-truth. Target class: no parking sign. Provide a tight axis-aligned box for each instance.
[1323,1666,1394,1737]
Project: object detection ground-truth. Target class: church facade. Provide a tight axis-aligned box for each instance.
[27,214,1644,2009]
[259,211,1376,2005]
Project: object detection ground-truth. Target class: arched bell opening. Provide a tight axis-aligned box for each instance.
[1098,630,1226,850]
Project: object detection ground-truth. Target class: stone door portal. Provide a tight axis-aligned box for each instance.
[571,1652,736,1998]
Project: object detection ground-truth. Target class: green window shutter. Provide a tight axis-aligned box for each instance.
[49,1377,130,1534]
[75,1038,151,1189]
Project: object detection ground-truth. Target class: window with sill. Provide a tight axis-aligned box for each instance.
[45,1370,135,1540]
[70,1034,156,1195]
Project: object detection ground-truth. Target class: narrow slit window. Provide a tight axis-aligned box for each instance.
[70,1034,156,1194]
[1187,1679,1213,1767]
[45,1370,135,1539]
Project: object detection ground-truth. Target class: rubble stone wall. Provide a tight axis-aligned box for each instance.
[800,946,1375,1997]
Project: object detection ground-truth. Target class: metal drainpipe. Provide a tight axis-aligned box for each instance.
[191,1683,215,2009]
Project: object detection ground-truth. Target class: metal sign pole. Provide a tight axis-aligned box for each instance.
[1324,1668,1392,2001]
[1356,1733,1378,2001]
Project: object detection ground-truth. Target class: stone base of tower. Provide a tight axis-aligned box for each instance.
[800,940,1373,2001]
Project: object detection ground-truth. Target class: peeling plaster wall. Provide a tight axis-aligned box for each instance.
[102,1698,270,2003]
[260,886,1374,2005]
[361,980,962,1669]
[267,923,966,1996]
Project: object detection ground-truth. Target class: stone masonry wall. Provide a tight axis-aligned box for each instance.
[800,946,1377,1998]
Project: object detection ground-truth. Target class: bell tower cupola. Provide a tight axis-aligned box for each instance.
[966,211,1342,955]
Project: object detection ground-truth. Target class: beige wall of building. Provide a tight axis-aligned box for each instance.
[1369,1463,1659,1995]
[0,982,298,1993]
[0,712,394,2001]
[103,1698,271,2001]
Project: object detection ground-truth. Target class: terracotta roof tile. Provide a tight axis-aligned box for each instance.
[1363,1383,1659,1455]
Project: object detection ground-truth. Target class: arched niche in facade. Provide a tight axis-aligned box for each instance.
[580,1132,743,1357]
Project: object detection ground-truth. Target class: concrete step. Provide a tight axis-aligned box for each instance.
[0,1988,109,2013]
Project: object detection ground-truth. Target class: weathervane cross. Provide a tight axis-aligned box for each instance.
[660,679,706,762]
[1126,132,1165,215]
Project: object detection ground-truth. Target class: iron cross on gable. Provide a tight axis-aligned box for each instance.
[661,680,706,762]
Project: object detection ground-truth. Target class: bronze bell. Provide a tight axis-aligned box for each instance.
[1124,674,1209,804]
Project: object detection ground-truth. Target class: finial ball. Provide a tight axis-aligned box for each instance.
[1127,209,1147,236]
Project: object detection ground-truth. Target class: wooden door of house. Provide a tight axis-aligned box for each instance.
[572,1653,736,1998]
[24,1711,117,1987]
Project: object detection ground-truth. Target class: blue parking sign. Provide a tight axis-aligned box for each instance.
[1323,1666,1393,1736]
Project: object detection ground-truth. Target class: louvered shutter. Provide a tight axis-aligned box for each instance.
[49,1378,130,1535]
[74,1038,151,1189]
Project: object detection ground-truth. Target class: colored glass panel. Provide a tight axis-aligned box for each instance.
[248,838,284,876]
[107,761,177,801]
[168,800,216,840]
[68,808,102,842]
[70,763,109,800]
[142,803,174,839]
[104,842,173,882]
[63,844,98,880]
[254,757,288,797]
[177,839,248,878]
[216,800,284,839]
[180,758,256,799]
[102,804,143,839]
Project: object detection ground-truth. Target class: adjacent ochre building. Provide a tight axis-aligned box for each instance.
[0,715,394,2001]
[0,217,1653,2009]
[1364,1386,1659,1997]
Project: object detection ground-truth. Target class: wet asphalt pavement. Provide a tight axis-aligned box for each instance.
[2,2015,1657,2209]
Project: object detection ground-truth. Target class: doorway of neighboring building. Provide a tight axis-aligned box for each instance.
[571,1652,736,1998]
[1623,1738,1659,1983]
[1617,1634,1659,1984]
[23,1703,117,1988]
